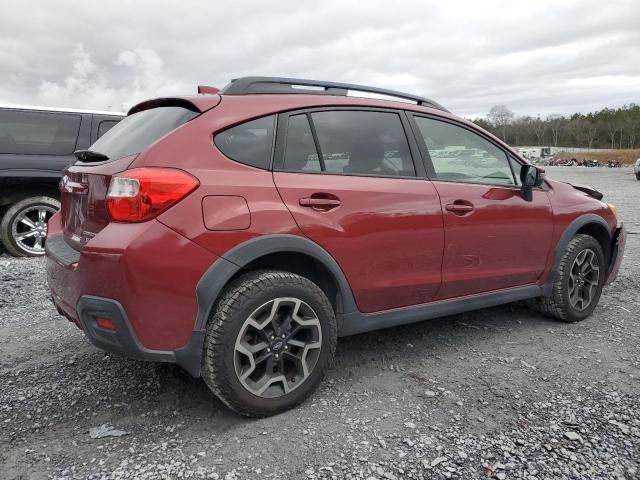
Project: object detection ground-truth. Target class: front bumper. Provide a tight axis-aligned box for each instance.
[605,223,625,285]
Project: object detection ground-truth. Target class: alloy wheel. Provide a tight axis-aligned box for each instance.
[10,205,57,255]
[568,248,600,311]
[234,297,322,398]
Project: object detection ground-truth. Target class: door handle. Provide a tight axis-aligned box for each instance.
[299,196,341,210]
[446,201,474,215]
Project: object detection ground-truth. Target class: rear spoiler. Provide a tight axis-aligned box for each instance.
[128,93,221,116]
[128,98,202,115]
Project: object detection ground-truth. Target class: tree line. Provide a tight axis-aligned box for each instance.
[472,104,640,149]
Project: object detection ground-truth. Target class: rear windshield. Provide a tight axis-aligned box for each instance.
[88,106,198,161]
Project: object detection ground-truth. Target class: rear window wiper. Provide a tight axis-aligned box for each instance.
[74,150,110,163]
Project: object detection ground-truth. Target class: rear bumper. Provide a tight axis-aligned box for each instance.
[605,224,625,285]
[46,217,219,376]
[74,296,204,376]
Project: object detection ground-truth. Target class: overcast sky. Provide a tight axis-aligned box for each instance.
[1,0,639,118]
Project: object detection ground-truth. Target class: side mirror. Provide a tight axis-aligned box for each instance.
[521,164,544,188]
[520,165,544,201]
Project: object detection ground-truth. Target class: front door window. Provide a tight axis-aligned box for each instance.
[413,116,517,186]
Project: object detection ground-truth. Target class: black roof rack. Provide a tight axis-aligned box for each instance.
[219,76,449,112]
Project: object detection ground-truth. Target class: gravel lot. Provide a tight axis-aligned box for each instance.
[1,167,638,480]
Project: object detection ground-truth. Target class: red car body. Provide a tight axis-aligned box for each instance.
[46,81,625,377]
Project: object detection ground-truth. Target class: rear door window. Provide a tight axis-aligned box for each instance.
[283,114,321,172]
[89,106,198,161]
[214,115,275,170]
[281,110,416,177]
[0,110,81,155]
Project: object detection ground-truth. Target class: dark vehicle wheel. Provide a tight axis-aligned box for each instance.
[0,196,60,257]
[636,173,640,180]
[532,234,605,322]
[202,270,337,417]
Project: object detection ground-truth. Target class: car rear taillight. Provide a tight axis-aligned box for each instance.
[106,168,199,222]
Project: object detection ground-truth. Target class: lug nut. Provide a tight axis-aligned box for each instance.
[275,354,280,359]
[284,345,288,350]
[266,348,270,353]
[270,335,275,340]
[281,334,286,338]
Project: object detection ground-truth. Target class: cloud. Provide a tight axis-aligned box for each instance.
[1,0,639,117]
[37,44,110,108]
[35,45,181,112]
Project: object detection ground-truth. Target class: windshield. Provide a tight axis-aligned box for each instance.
[87,106,198,161]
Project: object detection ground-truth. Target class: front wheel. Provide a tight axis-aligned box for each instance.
[532,234,605,322]
[635,173,640,181]
[0,196,60,257]
[202,270,337,417]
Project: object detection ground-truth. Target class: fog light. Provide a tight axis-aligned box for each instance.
[95,317,116,331]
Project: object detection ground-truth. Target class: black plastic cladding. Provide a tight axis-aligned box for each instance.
[219,76,449,113]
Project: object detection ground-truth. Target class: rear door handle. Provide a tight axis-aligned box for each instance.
[446,201,474,215]
[299,196,341,210]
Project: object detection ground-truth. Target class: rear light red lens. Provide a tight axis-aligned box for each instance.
[95,317,116,331]
[106,168,199,222]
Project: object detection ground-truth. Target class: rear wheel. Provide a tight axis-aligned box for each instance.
[0,196,59,257]
[202,270,337,417]
[635,173,640,180]
[533,234,605,322]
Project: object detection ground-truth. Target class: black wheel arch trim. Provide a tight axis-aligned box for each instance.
[194,234,359,325]
[541,213,612,296]
[187,234,359,376]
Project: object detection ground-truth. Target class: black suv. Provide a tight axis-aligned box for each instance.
[0,105,124,256]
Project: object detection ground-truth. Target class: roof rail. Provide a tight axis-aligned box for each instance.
[218,76,448,112]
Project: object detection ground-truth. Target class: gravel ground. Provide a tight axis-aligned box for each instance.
[1,167,639,480]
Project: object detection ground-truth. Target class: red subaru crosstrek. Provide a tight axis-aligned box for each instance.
[46,77,625,416]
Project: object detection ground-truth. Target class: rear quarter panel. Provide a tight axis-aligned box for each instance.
[131,108,302,255]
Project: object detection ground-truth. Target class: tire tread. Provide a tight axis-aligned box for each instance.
[533,234,604,323]
[201,269,337,417]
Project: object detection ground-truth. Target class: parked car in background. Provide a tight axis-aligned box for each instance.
[0,105,124,256]
[46,77,624,417]
[635,159,640,180]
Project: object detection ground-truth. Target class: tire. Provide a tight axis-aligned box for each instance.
[636,173,640,180]
[533,234,605,322]
[0,196,60,257]
[202,270,337,417]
